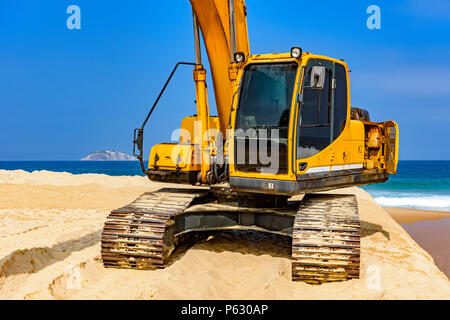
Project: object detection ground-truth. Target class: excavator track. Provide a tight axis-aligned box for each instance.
[101,188,209,269]
[291,194,360,284]
[102,188,361,284]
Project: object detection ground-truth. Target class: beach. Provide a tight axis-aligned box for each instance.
[0,169,449,300]
[384,207,450,224]
[384,207,450,279]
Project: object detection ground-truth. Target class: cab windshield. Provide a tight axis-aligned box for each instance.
[234,62,298,174]
[236,62,298,137]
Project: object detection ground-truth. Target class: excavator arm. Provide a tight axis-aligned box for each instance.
[134,1,249,183]
[190,0,250,133]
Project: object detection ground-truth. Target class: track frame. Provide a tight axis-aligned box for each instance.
[101,188,360,284]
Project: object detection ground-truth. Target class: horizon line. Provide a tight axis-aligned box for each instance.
[0,159,449,162]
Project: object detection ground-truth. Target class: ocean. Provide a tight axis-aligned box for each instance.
[362,161,450,212]
[0,160,449,212]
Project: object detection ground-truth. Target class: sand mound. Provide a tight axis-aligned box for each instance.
[0,170,448,299]
[0,169,149,188]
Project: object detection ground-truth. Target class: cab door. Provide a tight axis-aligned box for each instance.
[294,58,350,174]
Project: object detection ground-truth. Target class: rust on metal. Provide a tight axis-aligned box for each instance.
[101,188,210,269]
[291,194,360,284]
[102,188,361,285]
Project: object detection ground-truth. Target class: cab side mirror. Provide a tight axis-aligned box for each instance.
[310,66,325,90]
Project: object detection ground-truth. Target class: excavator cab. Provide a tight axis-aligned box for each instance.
[228,52,399,196]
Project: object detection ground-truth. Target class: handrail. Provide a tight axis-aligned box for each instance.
[133,62,196,175]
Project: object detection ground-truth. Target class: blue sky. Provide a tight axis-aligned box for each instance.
[0,0,449,160]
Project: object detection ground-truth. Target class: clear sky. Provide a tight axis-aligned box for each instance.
[0,0,449,160]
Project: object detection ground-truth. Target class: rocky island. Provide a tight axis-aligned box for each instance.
[81,150,136,161]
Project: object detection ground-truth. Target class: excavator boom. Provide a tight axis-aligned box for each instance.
[191,0,250,133]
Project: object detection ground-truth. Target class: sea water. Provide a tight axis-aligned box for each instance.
[1,160,449,212]
[362,161,450,212]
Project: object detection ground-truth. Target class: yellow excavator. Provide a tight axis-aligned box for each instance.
[101,0,398,284]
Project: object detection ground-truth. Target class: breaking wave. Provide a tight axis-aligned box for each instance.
[374,195,450,211]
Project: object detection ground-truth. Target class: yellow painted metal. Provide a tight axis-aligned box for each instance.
[149,143,200,172]
[193,65,211,182]
[233,0,250,56]
[148,115,220,173]
[179,116,220,145]
[348,120,365,165]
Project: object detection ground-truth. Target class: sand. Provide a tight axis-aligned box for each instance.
[384,207,450,224]
[383,207,450,278]
[400,218,450,279]
[0,169,449,300]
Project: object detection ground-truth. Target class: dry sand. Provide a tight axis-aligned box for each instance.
[0,169,449,300]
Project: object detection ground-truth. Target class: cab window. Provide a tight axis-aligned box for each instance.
[297,60,348,159]
[333,63,348,140]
